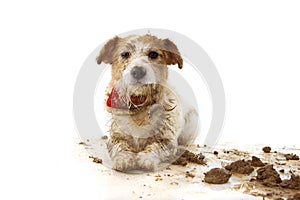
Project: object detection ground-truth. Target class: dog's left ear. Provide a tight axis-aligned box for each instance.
[96,36,119,65]
[162,39,183,69]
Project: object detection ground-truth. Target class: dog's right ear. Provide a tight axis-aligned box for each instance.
[162,38,183,69]
[96,36,119,65]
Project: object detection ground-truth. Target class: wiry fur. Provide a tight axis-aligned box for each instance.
[97,35,197,172]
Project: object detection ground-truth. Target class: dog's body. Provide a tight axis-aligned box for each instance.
[97,35,198,172]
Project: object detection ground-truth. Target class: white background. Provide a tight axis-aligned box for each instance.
[0,0,300,199]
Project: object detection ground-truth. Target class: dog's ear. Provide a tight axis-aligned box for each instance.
[162,38,183,69]
[96,36,119,65]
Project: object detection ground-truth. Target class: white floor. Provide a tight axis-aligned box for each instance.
[70,139,273,200]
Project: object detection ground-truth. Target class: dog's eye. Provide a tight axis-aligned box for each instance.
[148,51,158,59]
[121,52,130,59]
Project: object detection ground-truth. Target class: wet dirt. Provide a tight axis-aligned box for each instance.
[225,160,254,175]
[263,146,272,153]
[172,150,206,166]
[204,168,232,184]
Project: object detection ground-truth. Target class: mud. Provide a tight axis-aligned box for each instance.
[172,150,205,166]
[204,168,232,184]
[89,155,103,164]
[225,160,254,174]
[263,146,271,153]
[285,153,299,161]
[82,141,300,199]
[101,135,108,140]
[251,156,265,167]
[256,164,282,187]
[78,141,87,145]
[185,171,195,178]
[280,174,300,189]
[288,193,300,200]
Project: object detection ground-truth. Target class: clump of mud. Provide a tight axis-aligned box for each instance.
[280,174,300,189]
[172,150,205,166]
[89,155,103,164]
[256,164,282,187]
[204,168,232,184]
[225,160,254,175]
[284,153,299,161]
[251,156,265,167]
[288,193,300,200]
[200,147,300,199]
[262,146,271,153]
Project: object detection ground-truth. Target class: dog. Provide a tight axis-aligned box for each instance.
[97,35,198,172]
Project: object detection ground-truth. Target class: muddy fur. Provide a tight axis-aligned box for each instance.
[97,35,198,172]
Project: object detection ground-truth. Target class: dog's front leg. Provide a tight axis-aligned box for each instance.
[107,138,136,172]
[137,140,177,171]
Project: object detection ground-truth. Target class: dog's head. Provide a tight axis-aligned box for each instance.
[97,35,183,109]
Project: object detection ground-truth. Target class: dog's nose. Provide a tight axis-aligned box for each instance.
[131,66,146,80]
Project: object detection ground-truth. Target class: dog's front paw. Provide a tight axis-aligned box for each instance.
[137,152,160,171]
[112,151,136,172]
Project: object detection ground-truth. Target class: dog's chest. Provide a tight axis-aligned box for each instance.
[129,108,151,126]
[109,90,182,153]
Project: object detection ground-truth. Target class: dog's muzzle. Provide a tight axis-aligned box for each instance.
[131,66,146,80]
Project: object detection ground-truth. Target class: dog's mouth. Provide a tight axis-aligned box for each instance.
[130,95,147,106]
[106,85,158,110]
[127,84,157,108]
